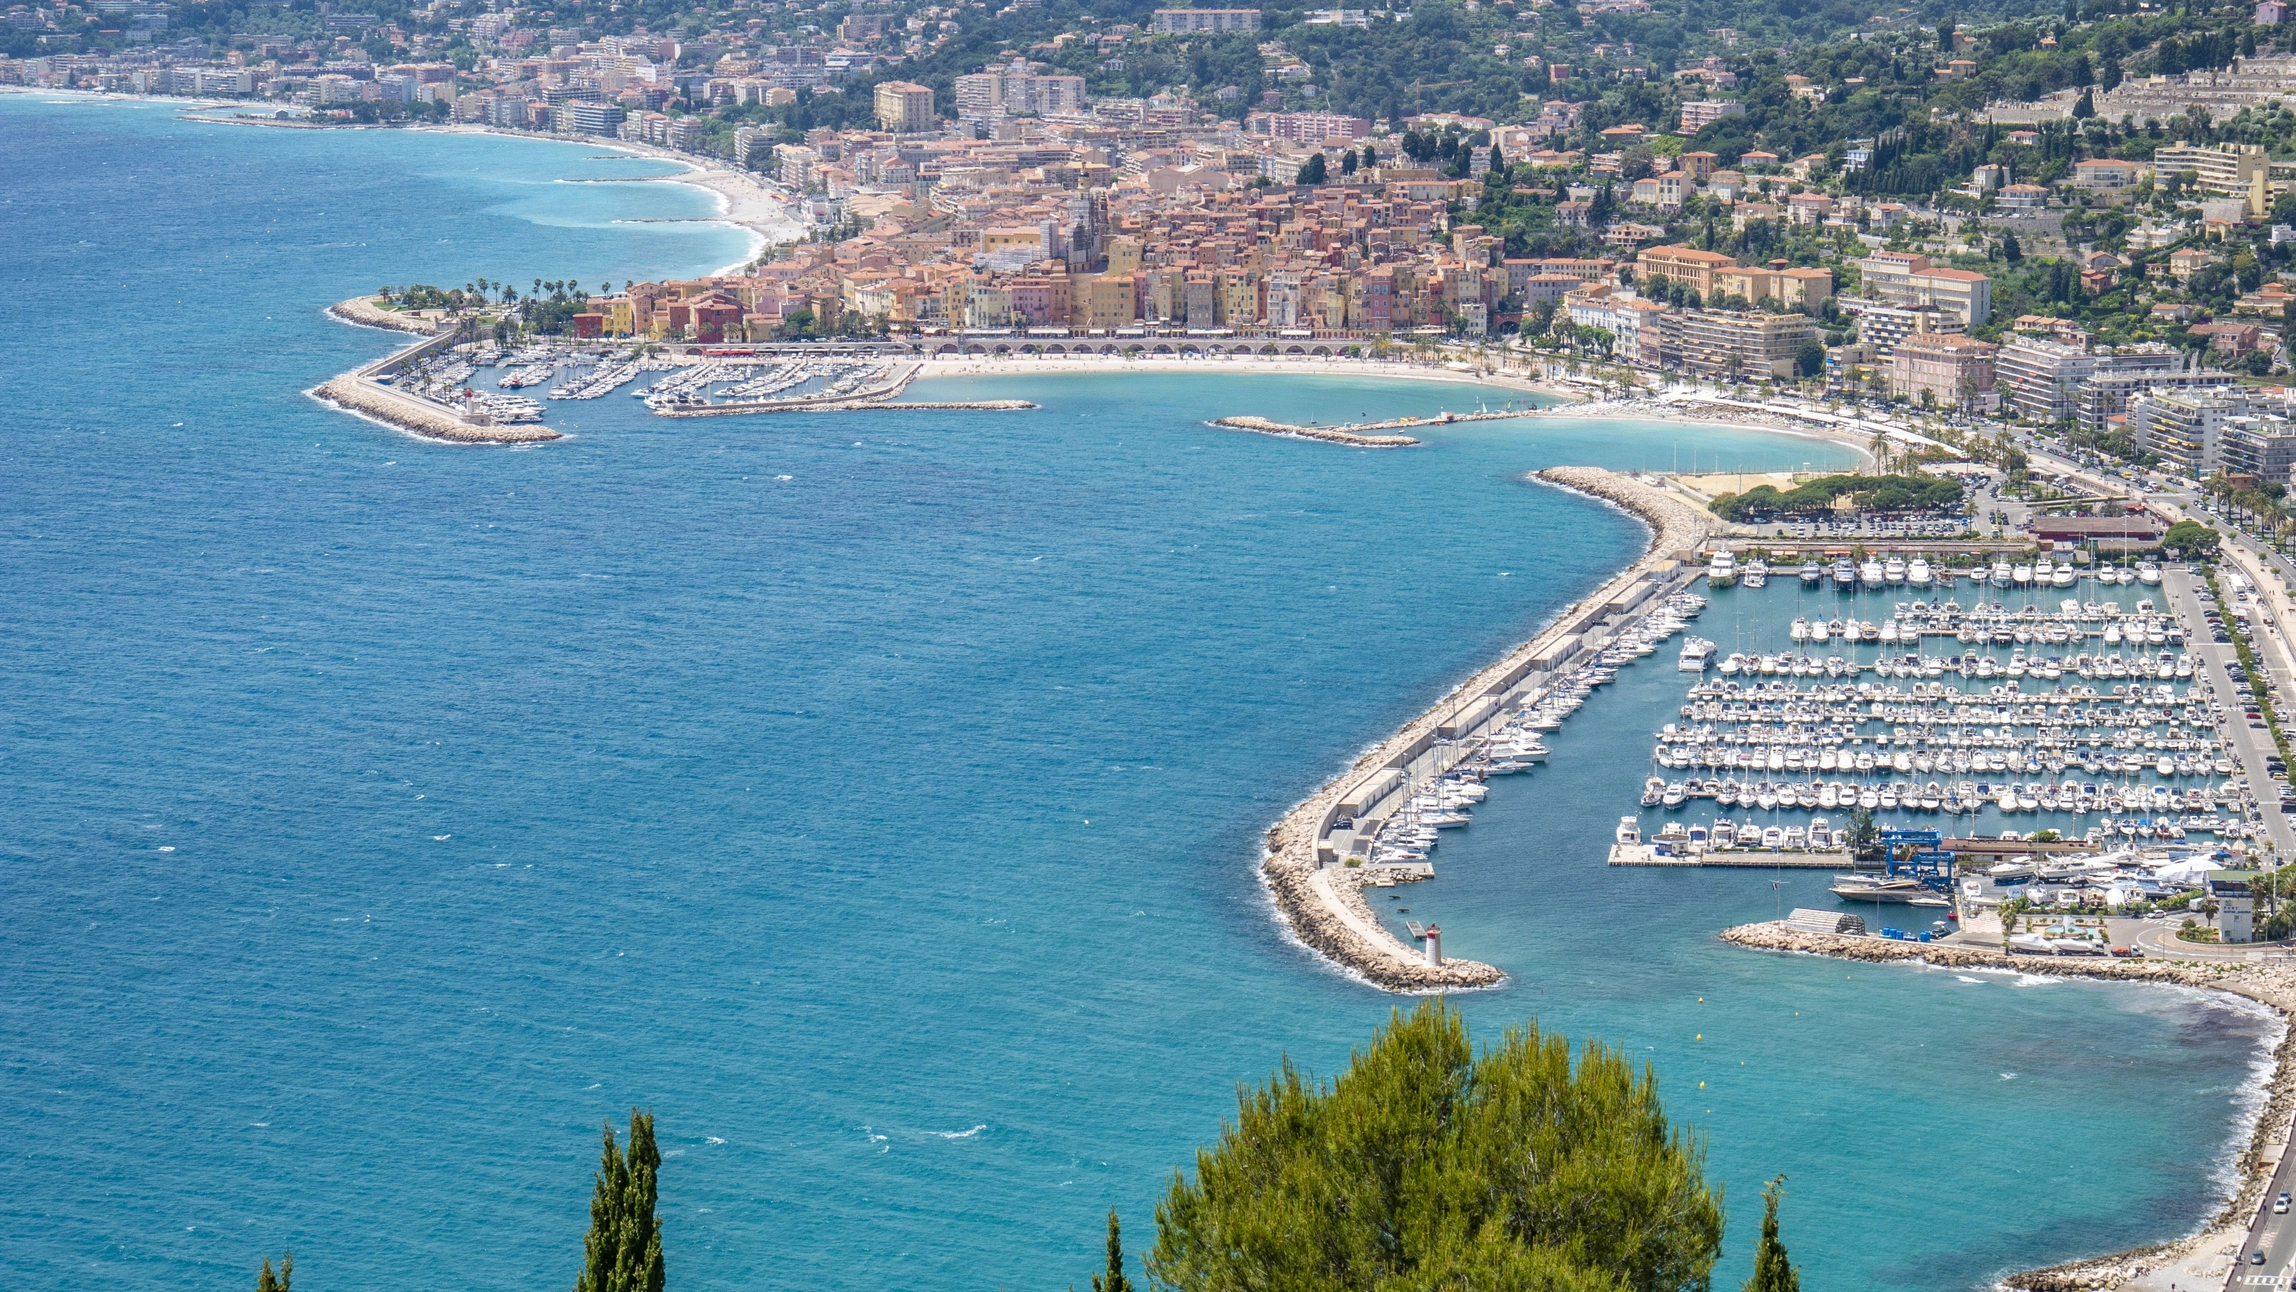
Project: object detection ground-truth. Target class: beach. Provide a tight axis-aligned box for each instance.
[1726,922,2296,1292]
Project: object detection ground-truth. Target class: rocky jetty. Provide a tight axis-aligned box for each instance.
[1724,921,2296,1291]
[1209,415,1421,448]
[1261,468,1716,992]
[313,375,560,445]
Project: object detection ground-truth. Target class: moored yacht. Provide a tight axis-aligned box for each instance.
[1616,815,1641,845]
[1908,558,1932,588]
[1678,637,1717,671]
[1830,874,1951,906]
[2136,561,2163,585]
[1860,559,1887,588]
[1799,560,1824,585]
[1707,550,1738,585]
[1742,558,1769,589]
[1883,556,1907,584]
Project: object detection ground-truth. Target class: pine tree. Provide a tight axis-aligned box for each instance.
[576,1110,665,1292]
[1149,1001,1725,1292]
[1091,1210,1134,1292]
[2073,88,2094,119]
[256,1252,292,1292]
[1742,1177,1800,1292]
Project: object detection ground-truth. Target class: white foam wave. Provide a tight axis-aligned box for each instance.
[936,1125,987,1140]
[1956,975,1986,984]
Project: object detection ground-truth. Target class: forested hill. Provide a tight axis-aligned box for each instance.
[751,0,2079,136]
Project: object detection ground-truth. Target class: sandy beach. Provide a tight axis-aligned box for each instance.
[428,124,807,271]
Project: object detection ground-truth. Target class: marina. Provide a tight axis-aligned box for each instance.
[1273,468,2282,985]
[316,303,1041,441]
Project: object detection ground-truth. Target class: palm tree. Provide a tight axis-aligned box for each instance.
[1869,430,1892,475]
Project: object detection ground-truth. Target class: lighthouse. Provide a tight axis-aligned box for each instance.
[1423,924,1442,966]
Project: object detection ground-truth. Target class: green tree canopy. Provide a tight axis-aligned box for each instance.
[2162,519,2221,558]
[256,1252,292,1292]
[1710,473,1963,522]
[1148,1000,1724,1292]
[577,1110,665,1292]
[1742,1178,1799,1292]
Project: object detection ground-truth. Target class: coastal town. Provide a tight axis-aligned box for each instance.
[42,0,2296,1285]
[32,0,2296,453]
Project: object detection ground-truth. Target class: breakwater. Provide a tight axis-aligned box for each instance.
[1210,410,1536,448]
[1725,920,2296,1291]
[1262,467,1717,992]
[317,306,561,444]
[313,373,561,444]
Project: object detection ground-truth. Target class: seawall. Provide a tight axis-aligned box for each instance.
[1723,921,2296,1291]
[316,305,562,444]
[1260,467,1718,992]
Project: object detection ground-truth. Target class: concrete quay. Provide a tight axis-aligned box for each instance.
[1262,467,1717,992]
[1609,846,1848,867]
[1725,920,2296,1292]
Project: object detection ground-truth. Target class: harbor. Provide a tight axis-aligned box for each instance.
[317,299,1041,442]
[1263,465,1721,991]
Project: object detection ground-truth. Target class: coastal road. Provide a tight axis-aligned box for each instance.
[2231,1151,2296,1292]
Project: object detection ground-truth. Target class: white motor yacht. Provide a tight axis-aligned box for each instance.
[1884,556,1908,584]
[2136,561,2163,585]
[1616,816,1641,845]
[1909,558,1933,588]
[1707,550,1738,585]
[1861,559,1887,588]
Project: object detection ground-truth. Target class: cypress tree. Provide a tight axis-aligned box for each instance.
[256,1252,292,1292]
[576,1110,665,1292]
[1091,1210,1134,1292]
[1743,1177,1800,1292]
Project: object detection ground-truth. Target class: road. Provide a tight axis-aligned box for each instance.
[2162,568,2292,856]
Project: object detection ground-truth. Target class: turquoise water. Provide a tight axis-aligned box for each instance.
[0,94,2275,1292]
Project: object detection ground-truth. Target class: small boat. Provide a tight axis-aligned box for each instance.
[1616,815,1642,845]
[1830,874,1951,906]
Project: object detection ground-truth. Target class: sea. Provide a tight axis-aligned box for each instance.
[0,92,2279,1292]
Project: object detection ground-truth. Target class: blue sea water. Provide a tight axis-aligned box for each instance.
[0,93,2277,1292]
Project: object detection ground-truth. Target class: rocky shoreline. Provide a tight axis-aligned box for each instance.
[1260,467,1717,992]
[312,374,561,444]
[326,296,443,335]
[1723,921,2296,1291]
